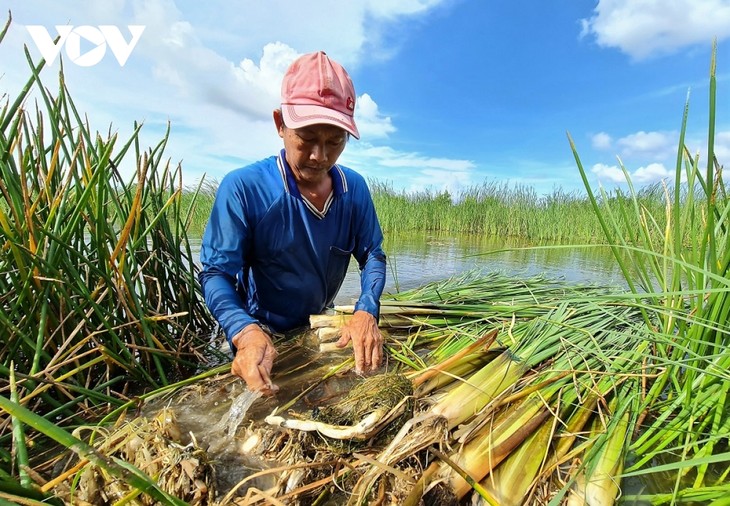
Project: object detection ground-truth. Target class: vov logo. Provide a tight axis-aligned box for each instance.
[26,25,146,67]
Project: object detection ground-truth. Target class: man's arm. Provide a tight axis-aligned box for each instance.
[353,179,387,320]
[199,174,278,393]
[199,175,257,343]
[354,245,387,318]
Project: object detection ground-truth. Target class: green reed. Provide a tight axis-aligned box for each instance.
[0,14,215,492]
[369,179,684,243]
[570,41,730,504]
[336,270,652,505]
[179,178,217,237]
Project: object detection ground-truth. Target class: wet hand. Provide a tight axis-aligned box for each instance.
[337,310,383,373]
[231,324,279,395]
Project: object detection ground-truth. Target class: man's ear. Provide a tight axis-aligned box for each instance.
[273,109,285,138]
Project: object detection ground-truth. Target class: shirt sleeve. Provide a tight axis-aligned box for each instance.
[351,182,387,319]
[198,174,258,345]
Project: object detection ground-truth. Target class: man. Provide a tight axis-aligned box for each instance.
[199,51,387,395]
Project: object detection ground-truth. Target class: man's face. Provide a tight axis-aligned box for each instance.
[278,119,348,186]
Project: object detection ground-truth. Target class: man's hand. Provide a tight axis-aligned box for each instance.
[337,310,383,373]
[231,324,279,395]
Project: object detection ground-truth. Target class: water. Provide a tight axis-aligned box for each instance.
[208,389,263,452]
[145,338,360,495]
[336,232,626,304]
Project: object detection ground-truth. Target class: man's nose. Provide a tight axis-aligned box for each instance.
[309,143,327,162]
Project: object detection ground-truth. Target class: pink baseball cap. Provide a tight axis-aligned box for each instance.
[281,51,360,139]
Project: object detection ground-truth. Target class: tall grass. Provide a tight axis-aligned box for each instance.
[0,14,215,492]
[569,42,730,504]
[370,180,701,243]
[179,178,218,237]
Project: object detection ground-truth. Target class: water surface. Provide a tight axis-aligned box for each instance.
[337,232,625,303]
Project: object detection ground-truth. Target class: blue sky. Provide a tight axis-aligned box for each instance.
[2,0,730,196]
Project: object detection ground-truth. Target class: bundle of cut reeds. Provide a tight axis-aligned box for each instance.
[226,274,649,505]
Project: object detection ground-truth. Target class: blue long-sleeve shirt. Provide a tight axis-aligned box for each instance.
[199,150,386,345]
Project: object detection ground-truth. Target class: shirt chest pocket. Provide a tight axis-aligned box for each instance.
[326,243,353,288]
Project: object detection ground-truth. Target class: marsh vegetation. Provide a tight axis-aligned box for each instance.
[1,14,728,506]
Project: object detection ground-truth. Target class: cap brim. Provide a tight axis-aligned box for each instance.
[282,104,360,139]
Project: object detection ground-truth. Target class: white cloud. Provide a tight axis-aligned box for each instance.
[1,0,452,189]
[407,168,473,197]
[713,131,730,162]
[581,0,730,60]
[591,163,626,183]
[365,0,446,19]
[680,129,730,167]
[352,145,475,171]
[590,128,730,189]
[592,132,613,150]
[340,143,476,194]
[633,162,671,183]
[128,0,449,67]
[131,3,287,120]
[380,155,474,171]
[616,130,675,159]
[356,93,396,139]
[591,162,671,185]
[236,42,297,98]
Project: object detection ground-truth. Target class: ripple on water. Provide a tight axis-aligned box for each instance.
[208,389,263,453]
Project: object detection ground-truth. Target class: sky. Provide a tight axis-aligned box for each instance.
[2,0,730,197]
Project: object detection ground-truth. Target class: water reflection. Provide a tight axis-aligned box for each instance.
[336,232,626,305]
